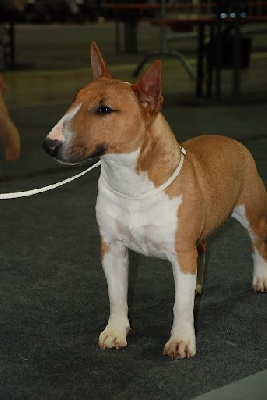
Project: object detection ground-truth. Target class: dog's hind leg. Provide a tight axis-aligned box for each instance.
[196,241,206,296]
[232,165,267,292]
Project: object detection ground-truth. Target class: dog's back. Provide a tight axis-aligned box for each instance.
[181,135,266,239]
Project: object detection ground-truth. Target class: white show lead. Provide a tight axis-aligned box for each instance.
[0,160,101,200]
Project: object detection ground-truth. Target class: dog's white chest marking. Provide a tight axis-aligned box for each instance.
[96,151,182,260]
[120,196,182,258]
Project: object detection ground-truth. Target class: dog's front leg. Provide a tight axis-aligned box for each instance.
[163,248,197,359]
[98,238,130,350]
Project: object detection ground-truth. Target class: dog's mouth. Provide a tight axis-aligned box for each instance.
[43,138,107,165]
[87,144,107,159]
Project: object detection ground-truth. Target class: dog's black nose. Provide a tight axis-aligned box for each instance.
[43,138,62,158]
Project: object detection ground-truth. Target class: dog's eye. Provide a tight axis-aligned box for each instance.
[96,105,114,115]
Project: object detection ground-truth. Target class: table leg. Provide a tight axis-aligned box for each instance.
[232,0,241,102]
[215,16,222,101]
[196,24,204,97]
[123,19,138,53]
[206,25,214,98]
[115,13,121,54]
[9,22,15,68]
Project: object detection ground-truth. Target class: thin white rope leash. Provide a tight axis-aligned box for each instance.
[100,146,186,200]
[0,160,101,200]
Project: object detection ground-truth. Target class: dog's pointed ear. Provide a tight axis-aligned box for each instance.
[132,60,163,115]
[91,41,112,80]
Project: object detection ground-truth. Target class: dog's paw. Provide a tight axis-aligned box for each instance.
[163,336,196,359]
[252,251,267,292]
[253,276,267,292]
[195,283,203,296]
[98,328,128,350]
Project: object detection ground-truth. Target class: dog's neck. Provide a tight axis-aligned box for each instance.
[100,113,182,198]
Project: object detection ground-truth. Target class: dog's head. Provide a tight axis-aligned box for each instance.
[43,42,163,165]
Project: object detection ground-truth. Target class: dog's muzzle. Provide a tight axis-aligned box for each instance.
[43,138,63,159]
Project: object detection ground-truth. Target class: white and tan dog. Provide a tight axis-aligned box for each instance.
[43,42,267,359]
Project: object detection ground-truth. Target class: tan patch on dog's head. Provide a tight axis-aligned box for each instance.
[63,78,146,163]
[132,60,163,118]
[57,43,166,164]
[132,58,184,189]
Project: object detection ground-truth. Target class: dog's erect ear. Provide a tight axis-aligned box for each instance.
[91,42,112,80]
[132,60,163,115]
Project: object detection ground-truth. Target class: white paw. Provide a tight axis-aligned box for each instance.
[195,283,203,296]
[163,334,196,359]
[252,250,267,292]
[253,276,267,292]
[98,326,129,350]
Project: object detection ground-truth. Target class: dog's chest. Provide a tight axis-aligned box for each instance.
[97,189,182,259]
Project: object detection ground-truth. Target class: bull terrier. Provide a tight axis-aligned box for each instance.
[43,42,267,359]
